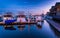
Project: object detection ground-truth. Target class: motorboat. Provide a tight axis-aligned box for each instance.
[16,15,26,22]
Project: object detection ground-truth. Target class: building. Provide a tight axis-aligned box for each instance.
[55,2,60,16]
[49,2,60,16]
[49,6,56,16]
[48,2,60,21]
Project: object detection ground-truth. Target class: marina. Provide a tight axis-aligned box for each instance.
[0,20,59,38]
[0,0,60,38]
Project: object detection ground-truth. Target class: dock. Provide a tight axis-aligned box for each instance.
[0,22,37,25]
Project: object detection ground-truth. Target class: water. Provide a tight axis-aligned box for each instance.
[0,20,59,38]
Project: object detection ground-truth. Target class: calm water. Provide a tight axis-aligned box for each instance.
[0,20,59,38]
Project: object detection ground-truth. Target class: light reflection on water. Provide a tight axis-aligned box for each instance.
[0,20,59,38]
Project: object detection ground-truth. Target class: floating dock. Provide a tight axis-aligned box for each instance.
[0,22,37,25]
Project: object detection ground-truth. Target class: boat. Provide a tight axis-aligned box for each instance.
[3,12,16,28]
[16,14,26,22]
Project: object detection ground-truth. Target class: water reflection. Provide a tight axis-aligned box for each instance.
[4,25,16,30]
[0,20,58,38]
[18,25,25,31]
[3,21,44,31]
[49,24,60,38]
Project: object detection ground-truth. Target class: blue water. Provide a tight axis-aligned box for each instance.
[0,20,58,38]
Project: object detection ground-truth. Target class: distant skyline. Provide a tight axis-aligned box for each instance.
[0,0,60,15]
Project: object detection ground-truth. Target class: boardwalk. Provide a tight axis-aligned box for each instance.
[46,19,60,32]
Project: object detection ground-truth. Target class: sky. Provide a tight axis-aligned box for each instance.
[0,0,60,15]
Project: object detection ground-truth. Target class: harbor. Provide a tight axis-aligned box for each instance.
[0,0,60,38]
[0,20,59,38]
[0,12,60,38]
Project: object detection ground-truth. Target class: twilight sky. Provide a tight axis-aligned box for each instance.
[0,0,60,15]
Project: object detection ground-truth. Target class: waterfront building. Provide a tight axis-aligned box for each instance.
[49,6,56,16]
[55,2,60,16]
[49,2,60,16]
[48,2,60,21]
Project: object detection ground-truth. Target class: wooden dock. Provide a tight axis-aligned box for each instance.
[0,22,37,25]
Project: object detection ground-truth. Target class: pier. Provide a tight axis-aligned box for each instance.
[0,22,37,25]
